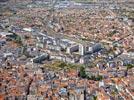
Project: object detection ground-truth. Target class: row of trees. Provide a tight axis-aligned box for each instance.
[79,66,103,81]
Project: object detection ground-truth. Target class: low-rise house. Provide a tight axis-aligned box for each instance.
[23,27,33,32]
[68,87,86,100]
[3,52,13,58]
[117,53,134,66]
[107,61,116,68]
[0,39,6,46]
[0,32,13,38]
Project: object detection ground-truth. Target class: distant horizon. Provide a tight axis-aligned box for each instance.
[0,0,9,2]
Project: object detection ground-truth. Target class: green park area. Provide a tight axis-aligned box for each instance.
[44,60,83,71]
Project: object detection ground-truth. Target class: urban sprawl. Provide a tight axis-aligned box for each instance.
[0,0,134,100]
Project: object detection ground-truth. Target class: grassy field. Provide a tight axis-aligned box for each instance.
[43,60,83,71]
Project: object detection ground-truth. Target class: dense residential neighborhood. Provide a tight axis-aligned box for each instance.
[0,0,134,100]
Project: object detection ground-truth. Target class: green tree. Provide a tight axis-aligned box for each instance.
[14,35,22,45]
[127,64,134,70]
[93,95,97,100]
[58,62,67,68]
[79,66,87,78]
[96,75,103,81]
